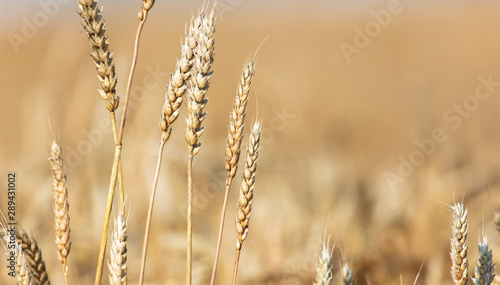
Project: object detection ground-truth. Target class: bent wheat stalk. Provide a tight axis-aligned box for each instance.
[210,60,255,285]
[232,121,262,285]
[49,141,71,285]
[185,7,216,285]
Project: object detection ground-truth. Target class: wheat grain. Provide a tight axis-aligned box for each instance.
[108,214,127,285]
[450,202,469,285]
[16,229,50,285]
[472,236,495,285]
[49,141,70,285]
[77,0,119,112]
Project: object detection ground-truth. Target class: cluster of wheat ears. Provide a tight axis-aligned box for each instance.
[1,1,499,285]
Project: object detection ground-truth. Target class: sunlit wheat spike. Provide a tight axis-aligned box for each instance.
[17,229,50,285]
[472,236,495,285]
[15,240,34,285]
[77,0,119,112]
[160,31,196,142]
[225,60,255,180]
[450,202,469,285]
[314,239,333,285]
[235,121,262,251]
[108,213,127,285]
[185,8,215,156]
[49,140,71,283]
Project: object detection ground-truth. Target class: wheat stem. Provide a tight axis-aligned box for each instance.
[138,139,166,285]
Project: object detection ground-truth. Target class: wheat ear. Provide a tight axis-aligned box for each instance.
[313,238,333,285]
[15,240,34,285]
[232,121,262,285]
[108,213,127,285]
[185,7,216,285]
[138,21,196,285]
[210,60,255,285]
[450,202,469,285]
[472,236,495,285]
[16,229,50,285]
[49,141,71,285]
[341,264,354,285]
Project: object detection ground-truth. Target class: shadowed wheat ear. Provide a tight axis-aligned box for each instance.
[472,236,495,285]
[450,202,468,285]
[210,60,255,285]
[314,237,333,285]
[16,229,50,285]
[341,264,354,285]
[185,7,216,285]
[108,213,127,285]
[49,141,70,285]
[233,121,262,285]
[138,17,196,285]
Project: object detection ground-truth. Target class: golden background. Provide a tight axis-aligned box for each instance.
[2,0,500,284]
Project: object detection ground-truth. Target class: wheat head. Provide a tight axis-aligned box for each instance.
[341,264,354,285]
[472,236,495,285]
[49,141,71,279]
[16,229,50,285]
[185,8,215,156]
[108,213,127,285]
[450,202,469,285]
[235,121,262,251]
[77,0,119,112]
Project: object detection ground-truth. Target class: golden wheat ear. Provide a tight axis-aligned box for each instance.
[450,202,468,285]
[16,229,51,285]
[15,239,34,285]
[233,121,262,285]
[108,213,127,285]
[49,140,71,285]
[314,237,333,285]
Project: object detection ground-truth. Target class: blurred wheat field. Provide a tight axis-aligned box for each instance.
[3,1,500,284]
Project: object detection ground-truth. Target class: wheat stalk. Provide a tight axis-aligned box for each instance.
[341,264,354,285]
[16,229,50,285]
[210,60,255,285]
[185,7,216,285]
[450,202,469,285]
[472,236,495,285]
[108,213,127,285]
[233,121,262,285]
[49,140,71,285]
